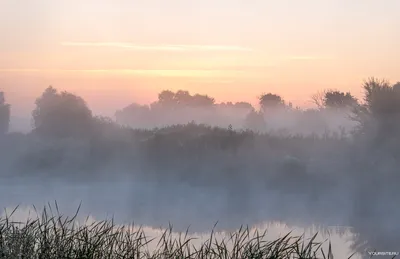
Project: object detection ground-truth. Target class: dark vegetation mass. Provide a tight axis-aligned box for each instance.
[1,77,400,257]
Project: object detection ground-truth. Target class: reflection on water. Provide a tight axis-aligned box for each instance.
[1,178,361,258]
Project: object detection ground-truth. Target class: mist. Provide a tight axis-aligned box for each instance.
[1,82,400,258]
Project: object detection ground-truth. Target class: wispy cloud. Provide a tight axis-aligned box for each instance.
[61,42,253,52]
[189,79,237,84]
[287,56,332,61]
[0,69,248,78]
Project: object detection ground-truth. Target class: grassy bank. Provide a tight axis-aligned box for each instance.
[0,205,352,259]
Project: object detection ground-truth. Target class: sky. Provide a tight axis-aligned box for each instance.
[1,0,399,117]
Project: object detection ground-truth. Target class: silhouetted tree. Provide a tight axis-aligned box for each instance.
[158,90,177,108]
[174,90,192,106]
[259,93,285,112]
[244,109,266,132]
[157,90,215,108]
[115,103,150,126]
[311,89,357,109]
[355,78,400,121]
[219,102,231,107]
[349,78,400,254]
[32,86,93,138]
[191,94,215,107]
[0,92,11,134]
[233,102,254,110]
[310,91,325,108]
[393,81,400,92]
[218,102,254,110]
[324,90,358,109]
[351,77,400,148]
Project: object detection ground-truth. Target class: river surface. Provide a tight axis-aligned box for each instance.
[1,177,361,258]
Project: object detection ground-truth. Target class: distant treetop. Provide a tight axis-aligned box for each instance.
[259,93,286,112]
[31,86,93,138]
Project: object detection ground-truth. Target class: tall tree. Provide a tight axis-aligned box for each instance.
[362,78,400,117]
[157,89,216,108]
[392,81,400,92]
[352,78,400,140]
[244,109,266,132]
[158,90,176,107]
[32,86,93,138]
[233,102,254,110]
[115,103,150,126]
[0,92,11,134]
[174,90,192,106]
[324,90,358,109]
[310,90,326,108]
[218,102,254,110]
[191,94,215,107]
[311,89,357,109]
[259,93,285,112]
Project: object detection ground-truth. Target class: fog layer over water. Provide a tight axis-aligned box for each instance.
[0,176,351,231]
[1,179,359,258]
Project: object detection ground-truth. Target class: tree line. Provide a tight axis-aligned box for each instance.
[1,77,399,139]
[1,77,400,254]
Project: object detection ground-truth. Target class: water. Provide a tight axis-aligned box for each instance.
[0,177,360,258]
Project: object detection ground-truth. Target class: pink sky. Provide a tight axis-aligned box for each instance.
[1,0,399,117]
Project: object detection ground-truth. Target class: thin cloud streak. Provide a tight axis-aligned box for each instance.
[287,56,332,61]
[188,79,237,84]
[0,69,250,78]
[61,42,253,52]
